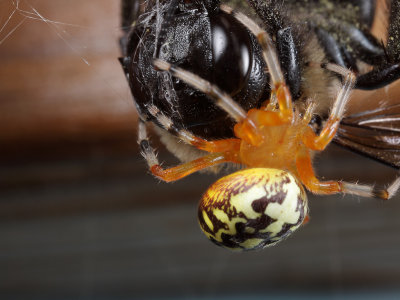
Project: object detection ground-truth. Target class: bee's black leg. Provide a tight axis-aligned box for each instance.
[352,0,376,28]
[276,27,302,99]
[355,64,400,89]
[315,27,358,72]
[245,0,302,99]
[339,24,384,66]
[356,0,400,89]
[328,27,400,90]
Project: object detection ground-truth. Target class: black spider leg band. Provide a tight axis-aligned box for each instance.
[246,0,302,99]
[137,120,160,170]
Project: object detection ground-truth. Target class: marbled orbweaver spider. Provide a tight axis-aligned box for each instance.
[132,5,400,251]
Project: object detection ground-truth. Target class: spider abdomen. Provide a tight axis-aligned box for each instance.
[198,168,308,251]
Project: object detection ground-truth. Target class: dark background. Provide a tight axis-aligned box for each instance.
[1,1,400,299]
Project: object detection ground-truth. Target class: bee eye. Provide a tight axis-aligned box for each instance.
[198,168,308,251]
[210,12,252,94]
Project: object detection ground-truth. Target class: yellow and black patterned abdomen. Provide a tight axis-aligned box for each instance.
[198,168,308,251]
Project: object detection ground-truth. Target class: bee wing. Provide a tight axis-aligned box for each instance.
[334,103,400,169]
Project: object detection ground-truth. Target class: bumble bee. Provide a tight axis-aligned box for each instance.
[120,0,400,251]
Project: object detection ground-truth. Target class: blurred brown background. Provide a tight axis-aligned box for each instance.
[1,1,400,299]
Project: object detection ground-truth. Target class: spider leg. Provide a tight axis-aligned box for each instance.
[138,120,159,171]
[153,58,288,146]
[220,4,293,121]
[302,64,356,151]
[146,103,241,153]
[153,59,263,145]
[138,120,240,182]
[295,147,342,195]
[296,147,400,200]
[152,60,248,124]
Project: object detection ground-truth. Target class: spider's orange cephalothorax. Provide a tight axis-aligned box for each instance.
[235,107,308,172]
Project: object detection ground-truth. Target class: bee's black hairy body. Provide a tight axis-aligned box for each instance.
[120,0,400,168]
[121,0,270,140]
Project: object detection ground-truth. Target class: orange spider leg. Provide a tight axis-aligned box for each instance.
[303,70,356,151]
[233,108,289,146]
[151,151,240,182]
[184,135,241,153]
[245,83,294,126]
[146,103,241,153]
[295,147,342,195]
[302,214,310,225]
[296,147,399,199]
[234,84,293,145]
[302,101,317,123]
[219,5,293,145]
[302,119,340,151]
[139,121,241,182]
[275,83,293,121]
[153,59,264,147]
[220,4,294,119]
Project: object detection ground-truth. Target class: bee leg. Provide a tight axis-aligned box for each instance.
[146,103,241,153]
[296,148,400,200]
[314,27,359,72]
[356,63,400,89]
[242,2,302,99]
[302,65,356,150]
[276,27,301,98]
[138,119,239,182]
[356,1,400,89]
